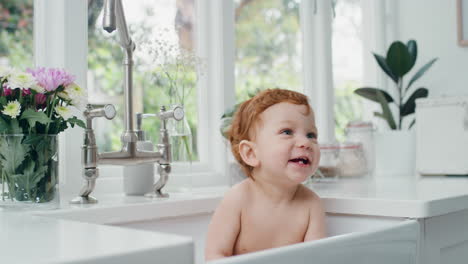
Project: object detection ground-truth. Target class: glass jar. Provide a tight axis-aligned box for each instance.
[315,142,340,180]
[345,120,375,175]
[337,142,368,177]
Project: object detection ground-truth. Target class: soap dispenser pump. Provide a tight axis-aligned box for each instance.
[122,112,156,196]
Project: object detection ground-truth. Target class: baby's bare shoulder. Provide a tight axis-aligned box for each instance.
[295,185,322,207]
[222,178,252,207]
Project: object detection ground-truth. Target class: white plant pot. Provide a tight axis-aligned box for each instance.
[374,130,416,177]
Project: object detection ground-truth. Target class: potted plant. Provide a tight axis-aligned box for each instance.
[0,67,86,209]
[354,39,437,176]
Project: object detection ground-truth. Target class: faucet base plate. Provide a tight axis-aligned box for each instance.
[69,196,98,204]
[144,191,169,199]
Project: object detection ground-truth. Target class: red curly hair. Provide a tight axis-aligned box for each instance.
[227,88,312,178]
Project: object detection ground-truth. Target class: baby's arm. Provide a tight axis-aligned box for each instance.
[205,187,242,261]
[304,192,327,241]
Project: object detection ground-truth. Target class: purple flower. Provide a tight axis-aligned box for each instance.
[22,88,32,96]
[35,93,47,106]
[27,67,75,92]
[3,88,12,96]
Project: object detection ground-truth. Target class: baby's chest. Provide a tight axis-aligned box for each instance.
[235,207,309,253]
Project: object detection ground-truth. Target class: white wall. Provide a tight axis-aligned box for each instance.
[395,0,468,97]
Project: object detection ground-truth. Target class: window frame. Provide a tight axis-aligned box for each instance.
[35,0,235,196]
[34,0,388,194]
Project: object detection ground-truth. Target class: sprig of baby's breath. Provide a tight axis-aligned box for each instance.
[140,27,206,106]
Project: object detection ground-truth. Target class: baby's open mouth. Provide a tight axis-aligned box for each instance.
[289,157,310,165]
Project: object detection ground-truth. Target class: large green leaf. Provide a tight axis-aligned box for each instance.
[221,103,241,119]
[20,109,51,128]
[405,58,438,92]
[0,136,30,176]
[386,41,413,77]
[376,90,397,130]
[401,88,429,116]
[67,116,86,129]
[407,40,417,70]
[354,87,394,103]
[11,160,47,193]
[23,159,48,187]
[220,117,232,139]
[373,53,398,83]
[373,111,385,119]
[23,134,44,145]
[9,119,22,134]
[0,97,6,107]
[0,116,9,133]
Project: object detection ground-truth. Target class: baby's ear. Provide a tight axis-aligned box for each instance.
[238,140,259,167]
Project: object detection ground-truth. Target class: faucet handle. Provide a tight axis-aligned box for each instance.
[158,105,184,121]
[84,104,117,120]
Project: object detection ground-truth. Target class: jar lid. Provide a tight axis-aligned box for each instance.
[319,142,340,150]
[340,141,362,149]
[346,120,373,128]
[345,120,374,132]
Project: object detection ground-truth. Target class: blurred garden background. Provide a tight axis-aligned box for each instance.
[0,0,366,155]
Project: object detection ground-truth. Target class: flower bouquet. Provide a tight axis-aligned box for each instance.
[0,66,85,208]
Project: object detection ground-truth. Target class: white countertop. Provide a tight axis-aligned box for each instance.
[311,176,468,218]
[0,212,193,264]
[2,176,468,263]
[0,188,226,264]
[40,176,468,223]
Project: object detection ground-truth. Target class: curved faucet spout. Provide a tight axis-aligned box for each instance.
[103,0,133,49]
[102,0,116,33]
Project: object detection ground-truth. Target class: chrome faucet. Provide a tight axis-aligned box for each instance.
[70,0,184,204]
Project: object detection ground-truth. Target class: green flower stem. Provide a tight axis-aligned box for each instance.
[8,176,15,201]
[182,135,192,161]
[18,89,23,105]
[0,81,4,98]
[45,92,58,134]
[1,171,4,201]
[398,78,403,130]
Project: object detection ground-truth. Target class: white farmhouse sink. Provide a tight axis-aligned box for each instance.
[115,213,419,264]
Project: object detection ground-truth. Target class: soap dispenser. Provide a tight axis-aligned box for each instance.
[122,113,156,196]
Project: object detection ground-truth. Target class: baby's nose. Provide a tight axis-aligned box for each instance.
[297,135,312,149]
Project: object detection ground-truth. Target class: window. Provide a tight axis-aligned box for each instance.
[0,0,34,68]
[87,0,199,161]
[35,0,384,192]
[235,0,302,101]
[332,0,364,140]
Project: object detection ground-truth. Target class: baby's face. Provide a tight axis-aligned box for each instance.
[252,102,320,184]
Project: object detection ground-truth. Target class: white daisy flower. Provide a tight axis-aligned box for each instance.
[31,83,45,93]
[65,83,87,108]
[58,91,71,101]
[55,105,73,120]
[2,100,21,118]
[7,69,36,90]
[66,83,86,98]
[0,66,13,80]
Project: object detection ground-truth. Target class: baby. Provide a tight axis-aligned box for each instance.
[205,88,326,261]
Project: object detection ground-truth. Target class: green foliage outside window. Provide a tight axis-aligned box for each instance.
[235,0,301,102]
[0,0,33,68]
[87,1,199,160]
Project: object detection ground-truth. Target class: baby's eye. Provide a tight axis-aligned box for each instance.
[281,129,293,135]
[307,132,317,139]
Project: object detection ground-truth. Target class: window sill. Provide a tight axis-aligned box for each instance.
[37,186,229,225]
[88,165,227,196]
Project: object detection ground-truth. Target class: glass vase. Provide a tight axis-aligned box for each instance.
[167,109,193,193]
[0,134,59,210]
